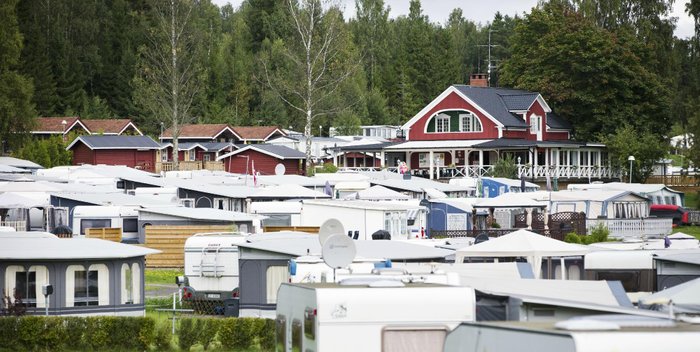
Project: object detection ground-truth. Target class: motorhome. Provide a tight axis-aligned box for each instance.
[181,232,248,305]
[72,205,139,242]
[275,281,475,352]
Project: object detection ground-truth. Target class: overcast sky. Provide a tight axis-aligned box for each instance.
[212,0,696,39]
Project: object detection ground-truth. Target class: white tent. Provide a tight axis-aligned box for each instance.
[343,185,409,201]
[473,192,547,209]
[639,278,700,314]
[0,192,47,208]
[454,229,591,279]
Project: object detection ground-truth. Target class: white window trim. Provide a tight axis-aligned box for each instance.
[459,113,483,133]
[530,114,541,134]
[435,114,450,133]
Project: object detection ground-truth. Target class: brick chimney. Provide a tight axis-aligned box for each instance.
[469,73,488,87]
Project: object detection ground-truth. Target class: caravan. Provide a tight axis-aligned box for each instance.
[275,281,475,352]
[72,205,139,242]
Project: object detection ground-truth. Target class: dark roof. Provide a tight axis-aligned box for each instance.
[231,126,285,141]
[68,135,162,150]
[453,85,531,128]
[546,112,573,130]
[176,142,206,151]
[251,144,306,159]
[82,119,140,135]
[337,142,397,152]
[198,142,235,152]
[161,124,236,139]
[474,139,583,149]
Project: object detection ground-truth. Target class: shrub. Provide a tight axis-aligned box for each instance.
[137,317,156,350]
[0,318,18,350]
[564,232,582,244]
[154,321,173,351]
[63,316,86,350]
[316,163,338,174]
[198,318,220,350]
[587,223,609,244]
[219,317,257,350]
[259,319,276,352]
[178,317,199,351]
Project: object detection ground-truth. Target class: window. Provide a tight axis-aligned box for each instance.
[530,115,541,134]
[203,154,210,162]
[80,219,111,235]
[161,151,168,162]
[581,151,589,166]
[123,218,138,233]
[121,264,133,304]
[382,328,447,352]
[291,319,302,352]
[591,151,599,165]
[74,270,99,306]
[559,151,569,165]
[435,114,450,133]
[266,266,289,304]
[460,113,482,132]
[189,150,195,161]
[262,214,292,227]
[15,271,37,307]
[5,266,49,308]
[304,308,316,340]
[275,316,286,351]
[67,264,109,307]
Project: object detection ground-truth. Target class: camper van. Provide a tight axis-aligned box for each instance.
[72,205,139,242]
[182,233,248,305]
[275,281,475,352]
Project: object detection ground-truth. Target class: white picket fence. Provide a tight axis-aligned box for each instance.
[586,218,672,239]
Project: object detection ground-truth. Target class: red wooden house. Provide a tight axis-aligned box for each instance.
[67,135,162,173]
[32,117,90,139]
[336,80,614,181]
[217,144,306,175]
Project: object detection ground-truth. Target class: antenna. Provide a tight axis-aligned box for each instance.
[321,234,356,269]
[274,163,286,176]
[318,218,345,246]
[477,28,499,87]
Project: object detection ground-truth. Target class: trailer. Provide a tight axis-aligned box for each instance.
[182,232,248,305]
[72,205,139,242]
[443,317,700,352]
[275,281,475,352]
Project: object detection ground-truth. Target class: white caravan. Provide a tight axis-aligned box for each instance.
[275,281,475,352]
[182,232,248,302]
[249,201,302,228]
[72,205,139,242]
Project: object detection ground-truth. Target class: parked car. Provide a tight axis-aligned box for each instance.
[649,204,688,226]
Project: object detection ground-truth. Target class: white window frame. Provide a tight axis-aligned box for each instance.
[435,114,450,133]
[460,113,483,132]
[530,114,541,134]
[188,150,196,161]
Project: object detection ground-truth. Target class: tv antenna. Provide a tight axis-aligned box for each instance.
[476,28,499,87]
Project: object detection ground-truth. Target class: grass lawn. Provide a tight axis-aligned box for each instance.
[145,268,183,285]
[684,191,699,210]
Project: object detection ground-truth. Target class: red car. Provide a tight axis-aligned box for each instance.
[649,204,689,226]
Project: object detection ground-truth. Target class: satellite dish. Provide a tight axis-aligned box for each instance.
[474,233,490,244]
[322,234,356,269]
[318,218,345,245]
[274,163,286,176]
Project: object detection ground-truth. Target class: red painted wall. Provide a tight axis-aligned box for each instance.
[408,92,501,141]
[71,142,156,172]
[71,143,95,165]
[222,149,303,175]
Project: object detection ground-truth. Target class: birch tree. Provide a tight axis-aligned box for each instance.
[134,0,202,171]
[261,0,358,171]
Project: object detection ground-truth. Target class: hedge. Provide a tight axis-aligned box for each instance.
[0,315,274,351]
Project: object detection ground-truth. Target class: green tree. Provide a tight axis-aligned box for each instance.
[601,124,667,183]
[0,0,35,149]
[490,154,518,179]
[500,2,671,141]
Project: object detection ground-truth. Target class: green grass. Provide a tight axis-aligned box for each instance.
[684,192,699,210]
[145,268,183,285]
[673,226,700,240]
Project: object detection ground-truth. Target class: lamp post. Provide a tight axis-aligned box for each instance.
[319,125,322,137]
[61,120,67,142]
[160,122,164,138]
[628,155,635,183]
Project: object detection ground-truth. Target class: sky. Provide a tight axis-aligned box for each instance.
[212,0,696,39]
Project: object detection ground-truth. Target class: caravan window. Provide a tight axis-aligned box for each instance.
[123,218,138,233]
[266,266,289,304]
[74,270,99,306]
[262,214,292,227]
[80,219,111,235]
[120,263,140,305]
[382,328,446,352]
[304,308,316,340]
[275,315,286,351]
[291,319,302,352]
[14,271,37,307]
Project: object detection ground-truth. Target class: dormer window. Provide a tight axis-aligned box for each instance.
[530,114,541,134]
[460,113,483,132]
[436,114,450,133]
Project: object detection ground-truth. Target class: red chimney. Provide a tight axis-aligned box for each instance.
[469,74,488,87]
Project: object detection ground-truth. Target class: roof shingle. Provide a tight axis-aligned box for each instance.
[82,119,140,135]
[161,124,235,139]
[232,126,284,141]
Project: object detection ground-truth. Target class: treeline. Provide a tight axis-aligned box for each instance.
[2,1,700,156]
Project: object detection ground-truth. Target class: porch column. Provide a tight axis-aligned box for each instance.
[545,148,550,167]
[373,152,377,168]
[534,150,539,166]
[343,154,348,168]
[406,152,412,169]
[429,150,435,180]
[478,150,483,167]
[380,151,385,168]
[333,151,338,166]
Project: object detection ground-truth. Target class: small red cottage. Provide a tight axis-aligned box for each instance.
[217,144,306,175]
[67,135,162,173]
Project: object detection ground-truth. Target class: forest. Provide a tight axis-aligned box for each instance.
[1,0,700,170]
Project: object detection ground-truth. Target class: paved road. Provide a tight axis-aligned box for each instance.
[146,283,179,298]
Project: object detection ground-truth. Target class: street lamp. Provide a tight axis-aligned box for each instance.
[61,120,67,142]
[160,122,164,138]
[319,125,322,137]
[628,155,635,183]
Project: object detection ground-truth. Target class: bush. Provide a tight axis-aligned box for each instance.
[564,232,582,244]
[154,321,173,351]
[178,318,199,351]
[198,318,220,350]
[316,163,338,174]
[63,316,86,350]
[259,319,276,352]
[0,317,19,350]
[219,317,258,350]
[586,223,609,244]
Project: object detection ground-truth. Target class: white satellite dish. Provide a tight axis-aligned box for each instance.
[274,163,286,176]
[322,234,356,269]
[318,218,345,245]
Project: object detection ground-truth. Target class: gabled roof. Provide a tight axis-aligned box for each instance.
[0,232,160,259]
[173,142,206,151]
[231,126,285,141]
[402,85,562,132]
[197,142,236,152]
[82,119,143,136]
[161,124,241,140]
[33,117,90,134]
[66,135,163,150]
[546,112,572,130]
[217,144,306,161]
